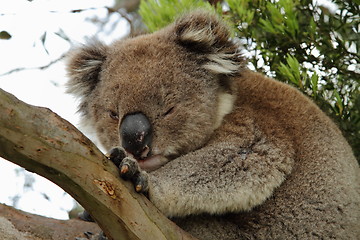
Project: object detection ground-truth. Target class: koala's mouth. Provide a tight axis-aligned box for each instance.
[123,146,170,172]
[137,155,169,172]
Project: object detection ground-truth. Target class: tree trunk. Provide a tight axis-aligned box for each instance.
[0,88,197,240]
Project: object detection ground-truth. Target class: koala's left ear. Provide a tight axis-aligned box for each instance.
[174,10,243,75]
[66,40,108,98]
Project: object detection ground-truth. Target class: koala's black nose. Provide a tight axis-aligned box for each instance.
[120,112,153,159]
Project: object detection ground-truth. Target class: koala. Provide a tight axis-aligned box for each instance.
[66,10,360,240]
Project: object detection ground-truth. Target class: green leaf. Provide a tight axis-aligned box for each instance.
[286,55,301,83]
[310,73,319,97]
[279,62,297,85]
[267,2,283,25]
[309,18,316,40]
[259,19,277,34]
[278,54,304,88]
[333,91,344,116]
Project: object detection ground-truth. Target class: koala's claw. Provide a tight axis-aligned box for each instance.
[106,147,126,167]
[119,157,139,179]
[120,164,129,174]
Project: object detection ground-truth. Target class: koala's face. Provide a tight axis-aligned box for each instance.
[67,11,243,171]
[95,37,220,163]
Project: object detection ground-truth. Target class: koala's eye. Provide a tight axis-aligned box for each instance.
[108,110,119,121]
[163,107,175,117]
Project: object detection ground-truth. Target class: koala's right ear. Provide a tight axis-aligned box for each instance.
[66,41,108,98]
[173,10,243,76]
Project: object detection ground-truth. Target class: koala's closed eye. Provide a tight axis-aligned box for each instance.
[108,110,119,121]
[163,106,175,117]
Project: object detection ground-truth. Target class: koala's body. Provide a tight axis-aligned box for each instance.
[67,11,360,240]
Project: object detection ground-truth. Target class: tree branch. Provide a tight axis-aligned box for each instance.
[0,203,101,240]
[0,54,65,77]
[0,88,196,240]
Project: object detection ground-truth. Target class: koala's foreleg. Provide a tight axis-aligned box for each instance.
[148,137,294,218]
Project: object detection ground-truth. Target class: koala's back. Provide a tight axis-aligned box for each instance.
[160,70,360,240]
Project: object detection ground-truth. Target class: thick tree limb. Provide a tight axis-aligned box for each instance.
[0,88,196,240]
[0,203,101,240]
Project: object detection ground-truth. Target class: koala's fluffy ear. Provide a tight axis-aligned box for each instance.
[66,41,108,98]
[174,10,243,75]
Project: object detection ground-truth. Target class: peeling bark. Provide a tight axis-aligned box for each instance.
[0,89,196,240]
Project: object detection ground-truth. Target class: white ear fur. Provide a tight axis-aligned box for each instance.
[204,53,240,75]
[177,23,216,47]
[68,59,104,96]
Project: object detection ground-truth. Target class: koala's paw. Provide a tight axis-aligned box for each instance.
[106,147,149,193]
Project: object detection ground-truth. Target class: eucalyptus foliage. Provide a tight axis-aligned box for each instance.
[139,0,213,32]
[139,0,360,162]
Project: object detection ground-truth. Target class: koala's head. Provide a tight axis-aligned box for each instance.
[66,10,243,171]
